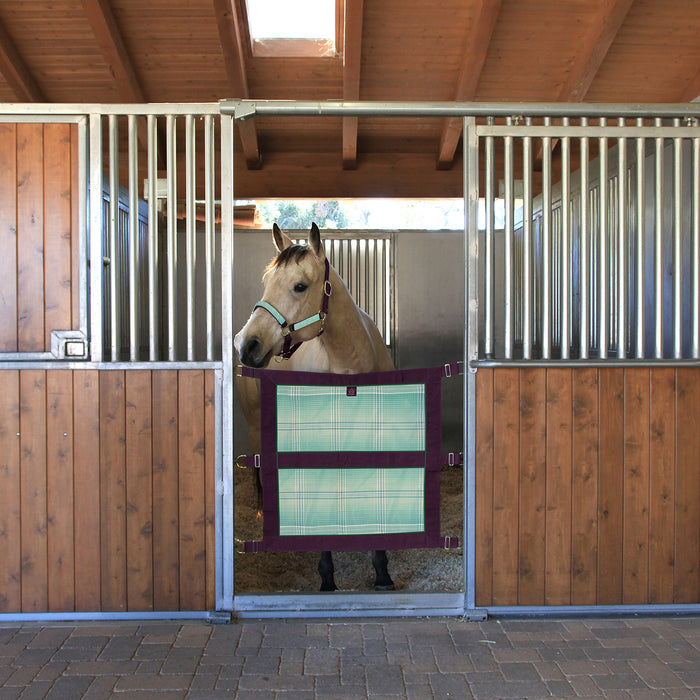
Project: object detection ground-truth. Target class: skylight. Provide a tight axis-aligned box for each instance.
[246,0,337,57]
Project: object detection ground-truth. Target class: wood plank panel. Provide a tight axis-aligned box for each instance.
[597,368,624,604]
[492,369,520,605]
[571,368,599,605]
[43,124,73,348]
[204,370,217,610]
[0,371,21,612]
[19,370,48,612]
[125,370,154,611]
[152,370,180,610]
[0,124,17,352]
[518,368,546,605]
[46,371,75,612]
[675,368,700,603]
[178,370,206,610]
[545,368,572,605]
[475,368,494,606]
[16,124,45,353]
[623,368,650,604]
[649,369,676,603]
[99,371,127,611]
[73,369,101,611]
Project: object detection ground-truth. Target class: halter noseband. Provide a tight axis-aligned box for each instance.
[253,258,332,361]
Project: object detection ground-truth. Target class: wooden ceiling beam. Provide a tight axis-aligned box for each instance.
[436,0,502,170]
[80,0,145,103]
[0,19,45,101]
[342,0,364,170]
[213,0,262,170]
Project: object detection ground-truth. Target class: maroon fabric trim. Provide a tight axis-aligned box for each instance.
[277,451,426,469]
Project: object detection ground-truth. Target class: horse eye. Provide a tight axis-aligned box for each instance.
[293,282,308,293]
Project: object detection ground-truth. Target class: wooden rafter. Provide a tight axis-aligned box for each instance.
[0,19,44,101]
[213,0,261,170]
[555,0,634,102]
[80,0,145,103]
[680,64,700,103]
[436,0,502,170]
[342,0,364,170]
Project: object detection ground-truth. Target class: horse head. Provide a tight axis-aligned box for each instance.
[234,223,331,368]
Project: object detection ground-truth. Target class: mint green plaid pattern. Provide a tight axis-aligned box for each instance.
[278,467,425,536]
[276,384,426,452]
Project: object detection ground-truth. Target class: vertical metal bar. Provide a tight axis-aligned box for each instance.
[561,118,571,359]
[205,114,215,361]
[166,114,177,361]
[220,113,235,611]
[484,121,494,357]
[580,120,590,359]
[147,114,159,361]
[692,130,700,359]
[464,116,478,614]
[89,114,104,362]
[617,121,628,358]
[108,114,119,361]
[672,119,683,359]
[598,118,608,359]
[635,119,646,358]
[128,114,139,361]
[77,117,89,339]
[523,118,533,359]
[542,118,552,359]
[186,113,196,361]
[504,117,514,359]
[654,118,664,359]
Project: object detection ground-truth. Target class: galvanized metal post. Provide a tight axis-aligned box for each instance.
[128,114,139,361]
[147,114,159,361]
[89,113,104,362]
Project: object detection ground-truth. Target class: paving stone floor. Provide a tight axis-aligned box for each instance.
[0,616,698,698]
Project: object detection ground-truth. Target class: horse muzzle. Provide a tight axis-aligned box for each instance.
[236,334,276,368]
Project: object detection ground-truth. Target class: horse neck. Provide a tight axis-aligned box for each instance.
[318,268,376,371]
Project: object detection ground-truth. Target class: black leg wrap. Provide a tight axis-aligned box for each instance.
[372,550,395,591]
[318,551,338,591]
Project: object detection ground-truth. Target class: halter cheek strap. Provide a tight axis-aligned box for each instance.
[254,258,332,360]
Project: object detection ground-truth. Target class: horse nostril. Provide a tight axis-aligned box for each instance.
[241,337,263,367]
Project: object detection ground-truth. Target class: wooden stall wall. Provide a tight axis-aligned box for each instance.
[475,367,700,608]
[0,369,217,613]
[0,123,81,352]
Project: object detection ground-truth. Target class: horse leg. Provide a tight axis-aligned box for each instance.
[318,551,338,591]
[372,550,395,590]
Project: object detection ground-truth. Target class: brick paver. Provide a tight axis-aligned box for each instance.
[0,616,699,697]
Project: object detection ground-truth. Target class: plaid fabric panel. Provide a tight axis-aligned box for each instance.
[276,384,426,453]
[278,467,425,536]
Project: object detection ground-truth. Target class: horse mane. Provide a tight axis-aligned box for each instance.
[263,244,311,279]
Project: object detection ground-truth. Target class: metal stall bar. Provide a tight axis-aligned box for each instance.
[598,118,609,359]
[580,120,590,359]
[108,114,119,361]
[694,130,700,359]
[542,118,552,359]
[617,121,628,358]
[220,113,235,612]
[673,119,683,359]
[504,117,514,359]
[561,118,571,359]
[523,119,534,358]
[635,118,646,358]
[484,120,495,357]
[128,114,139,361]
[147,114,159,361]
[186,114,196,361]
[654,118,664,359]
[166,115,178,360]
[205,114,216,361]
[90,113,104,362]
[464,116,479,614]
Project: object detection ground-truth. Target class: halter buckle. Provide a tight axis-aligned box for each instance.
[324,280,333,297]
[280,325,291,336]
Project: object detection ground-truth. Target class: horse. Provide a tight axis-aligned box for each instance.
[234,222,396,592]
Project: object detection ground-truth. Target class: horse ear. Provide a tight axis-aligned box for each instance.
[309,222,325,260]
[272,223,293,253]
